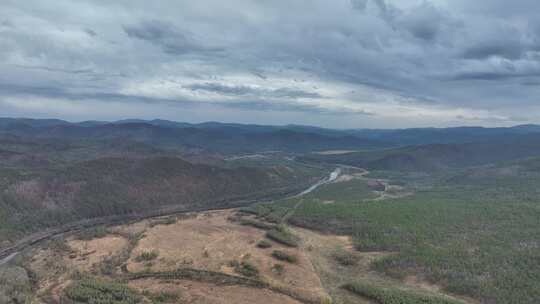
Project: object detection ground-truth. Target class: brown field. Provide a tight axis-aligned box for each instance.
[128,210,327,302]
[21,209,473,304]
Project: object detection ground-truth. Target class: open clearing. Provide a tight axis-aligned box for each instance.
[128,210,327,302]
[67,235,128,271]
[18,207,473,304]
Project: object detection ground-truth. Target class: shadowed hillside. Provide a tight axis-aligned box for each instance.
[301,134,540,171]
[0,154,321,248]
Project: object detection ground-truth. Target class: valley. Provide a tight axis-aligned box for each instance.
[2,118,540,303]
[2,1,540,303]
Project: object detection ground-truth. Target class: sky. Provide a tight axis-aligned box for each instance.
[1,0,540,128]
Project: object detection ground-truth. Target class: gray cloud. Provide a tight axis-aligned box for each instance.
[84,28,97,37]
[0,20,13,28]
[462,41,524,60]
[1,0,540,128]
[123,20,223,55]
[397,3,447,41]
[350,0,368,11]
[186,83,322,99]
[451,70,540,81]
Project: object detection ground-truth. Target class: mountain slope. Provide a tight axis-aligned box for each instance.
[301,134,540,171]
[0,156,319,247]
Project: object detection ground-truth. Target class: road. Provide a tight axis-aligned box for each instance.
[0,252,17,267]
[0,169,338,267]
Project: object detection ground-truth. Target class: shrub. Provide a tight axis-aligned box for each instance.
[271,250,298,263]
[332,250,358,266]
[149,216,177,228]
[230,260,260,278]
[64,278,141,304]
[272,263,285,276]
[256,240,272,249]
[135,250,159,262]
[47,238,71,253]
[265,225,299,247]
[240,218,275,230]
[143,290,181,303]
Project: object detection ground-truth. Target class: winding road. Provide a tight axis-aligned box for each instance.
[0,168,340,267]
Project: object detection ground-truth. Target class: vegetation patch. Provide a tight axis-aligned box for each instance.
[342,281,465,304]
[142,290,181,303]
[46,237,71,253]
[230,260,260,278]
[256,239,272,249]
[265,225,299,247]
[239,203,291,223]
[128,268,267,288]
[239,218,275,230]
[272,264,285,276]
[64,278,141,304]
[148,216,177,228]
[271,250,298,264]
[332,250,358,266]
[135,250,159,262]
[0,266,33,304]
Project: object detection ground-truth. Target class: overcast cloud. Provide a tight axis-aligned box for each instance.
[1,0,539,128]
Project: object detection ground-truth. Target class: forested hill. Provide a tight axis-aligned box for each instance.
[0,154,320,248]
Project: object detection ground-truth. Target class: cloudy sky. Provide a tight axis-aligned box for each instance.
[1,0,540,128]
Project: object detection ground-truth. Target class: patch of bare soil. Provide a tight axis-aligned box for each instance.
[127,210,328,302]
[67,235,128,271]
[130,278,304,304]
[331,169,369,184]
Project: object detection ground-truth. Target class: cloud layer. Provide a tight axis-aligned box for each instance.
[1,0,539,128]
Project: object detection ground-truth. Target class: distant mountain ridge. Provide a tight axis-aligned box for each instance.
[2,118,540,154]
[0,118,390,153]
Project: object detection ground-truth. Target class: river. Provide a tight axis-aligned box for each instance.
[296,167,341,196]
